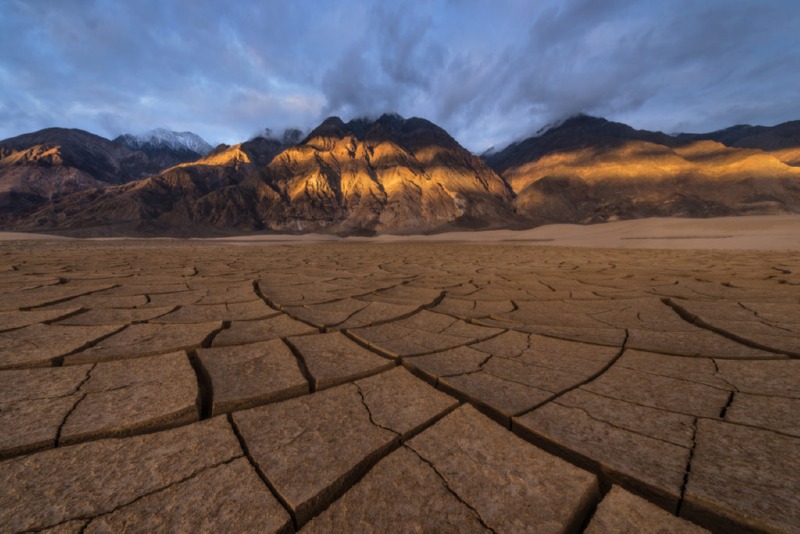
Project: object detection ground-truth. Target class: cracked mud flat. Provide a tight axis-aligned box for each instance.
[0,239,798,533]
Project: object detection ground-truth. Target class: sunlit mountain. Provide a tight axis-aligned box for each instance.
[0,127,212,219]
[485,115,800,224]
[2,115,800,236]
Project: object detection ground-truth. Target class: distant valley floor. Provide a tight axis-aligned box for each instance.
[2,214,799,251]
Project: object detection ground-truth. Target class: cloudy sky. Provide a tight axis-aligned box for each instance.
[1,0,799,152]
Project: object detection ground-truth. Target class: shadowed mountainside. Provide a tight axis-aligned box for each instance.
[484,115,800,224]
[12,137,285,236]
[0,128,211,218]
[3,115,800,235]
[244,114,517,234]
[10,115,518,236]
[0,128,150,215]
[112,129,213,174]
[676,120,800,166]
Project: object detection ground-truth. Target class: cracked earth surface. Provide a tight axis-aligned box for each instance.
[0,240,798,533]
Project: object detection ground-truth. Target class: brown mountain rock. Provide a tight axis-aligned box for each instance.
[485,115,800,224]
[245,114,517,234]
[677,120,800,165]
[0,128,211,221]
[10,115,517,236]
[4,114,800,235]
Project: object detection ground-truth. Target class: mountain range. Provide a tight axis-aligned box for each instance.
[0,128,211,217]
[113,129,213,171]
[2,114,799,236]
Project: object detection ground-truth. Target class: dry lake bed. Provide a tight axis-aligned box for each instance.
[0,235,798,532]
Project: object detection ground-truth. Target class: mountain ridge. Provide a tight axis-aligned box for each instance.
[0,127,220,222]
[0,127,151,216]
[485,116,800,225]
[113,128,213,156]
[675,120,800,166]
[2,114,800,236]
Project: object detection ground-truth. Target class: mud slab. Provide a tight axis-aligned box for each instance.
[0,239,797,532]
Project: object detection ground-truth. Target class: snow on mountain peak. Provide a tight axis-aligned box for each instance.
[117,129,213,155]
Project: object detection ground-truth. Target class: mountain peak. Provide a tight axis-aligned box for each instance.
[1,127,115,149]
[114,129,212,156]
[483,114,676,175]
[677,120,800,153]
[6,114,800,236]
[251,127,306,147]
[304,113,452,149]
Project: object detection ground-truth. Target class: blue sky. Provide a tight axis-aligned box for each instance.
[1,0,799,152]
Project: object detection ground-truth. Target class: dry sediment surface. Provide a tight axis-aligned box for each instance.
[0,239,798,533]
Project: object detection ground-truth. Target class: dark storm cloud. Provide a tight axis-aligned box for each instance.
[321,2,445,118]
[0,0,336,142]
[1,0,798,151]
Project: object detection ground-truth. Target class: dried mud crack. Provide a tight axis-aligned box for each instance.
[0,240,797,533]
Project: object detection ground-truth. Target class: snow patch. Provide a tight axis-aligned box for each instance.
[117,129,212,155]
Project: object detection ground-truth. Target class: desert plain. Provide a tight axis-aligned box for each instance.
[0,215,798,533]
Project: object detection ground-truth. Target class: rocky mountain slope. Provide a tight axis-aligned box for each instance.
[113,129,213,170]
[3,115,800,236]
[676,120,800,166]
[0,128,211,220]
[0,128,150,216]
[14,136,285,236]
[484,115,800,224]
[11,115,517,236]
[245,114,517,234]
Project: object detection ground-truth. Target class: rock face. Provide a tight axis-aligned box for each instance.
[677,119,800,166]
[112,128,213,172]
[0,128,147,217]
[10,137,285,236]
[4,114,800,235]
[114,128,212,155]
[8,115,517,236]
[247,114,517,234]
[0,127,211,221]
[484,115,800,224]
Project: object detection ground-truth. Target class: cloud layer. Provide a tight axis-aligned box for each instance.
[1,0,798,151]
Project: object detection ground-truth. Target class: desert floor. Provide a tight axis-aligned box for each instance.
[2,213,800,250]
[0,226,798,531]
